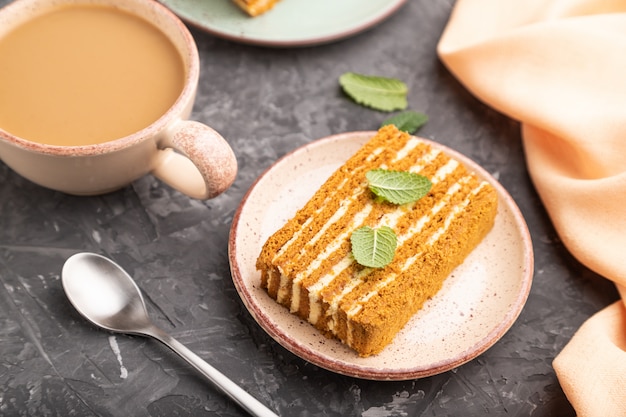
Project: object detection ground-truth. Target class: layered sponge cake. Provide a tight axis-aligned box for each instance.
[232,0,280,16]
[256,125,498,357]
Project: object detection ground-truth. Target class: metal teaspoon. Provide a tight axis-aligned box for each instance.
[61,252,278,417]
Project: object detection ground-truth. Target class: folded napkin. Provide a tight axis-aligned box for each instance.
[437,0,626,415]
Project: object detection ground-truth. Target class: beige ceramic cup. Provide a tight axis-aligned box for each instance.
[0,0,237,199]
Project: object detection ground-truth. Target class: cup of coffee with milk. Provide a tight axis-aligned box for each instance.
[0,0,237,199]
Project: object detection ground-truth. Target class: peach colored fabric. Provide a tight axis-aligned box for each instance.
[437,1,626,415]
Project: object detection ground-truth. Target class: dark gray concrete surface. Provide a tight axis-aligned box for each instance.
[0,1,619,416]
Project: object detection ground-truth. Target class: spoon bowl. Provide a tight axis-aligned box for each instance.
[62,253,151,333]
[62,252,278,417]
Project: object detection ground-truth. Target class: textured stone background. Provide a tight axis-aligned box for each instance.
[0,0,619,416]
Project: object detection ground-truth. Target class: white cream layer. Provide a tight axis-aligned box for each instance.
[303,152,464,328]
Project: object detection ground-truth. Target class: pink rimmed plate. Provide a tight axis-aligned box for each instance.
[228,131,533,380]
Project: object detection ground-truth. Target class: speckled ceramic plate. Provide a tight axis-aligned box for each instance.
[159,0,407,47]
[228,131,533,380]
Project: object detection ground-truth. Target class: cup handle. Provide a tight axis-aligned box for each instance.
[152,120,237,199]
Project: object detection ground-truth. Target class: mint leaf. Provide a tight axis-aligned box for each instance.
[351,226,397,268]
[366,169,432,205]
[339,72,408,112]
[381,111,428,134]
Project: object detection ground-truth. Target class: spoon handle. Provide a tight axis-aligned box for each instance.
[144,325,279,417]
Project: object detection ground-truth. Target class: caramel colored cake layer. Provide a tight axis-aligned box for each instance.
[257,125,498,357]
[232,0,280,16]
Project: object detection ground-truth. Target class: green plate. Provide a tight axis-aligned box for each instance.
[159,0,408,47]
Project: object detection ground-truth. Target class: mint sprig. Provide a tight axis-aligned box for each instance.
[350,170,432,267]
[381,111,428,134]
[339,72,408,112]
[366,169,432,205]
[350,226,397,268]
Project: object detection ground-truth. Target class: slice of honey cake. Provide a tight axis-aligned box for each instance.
[232,0,280,16]
[256,125,498,357]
